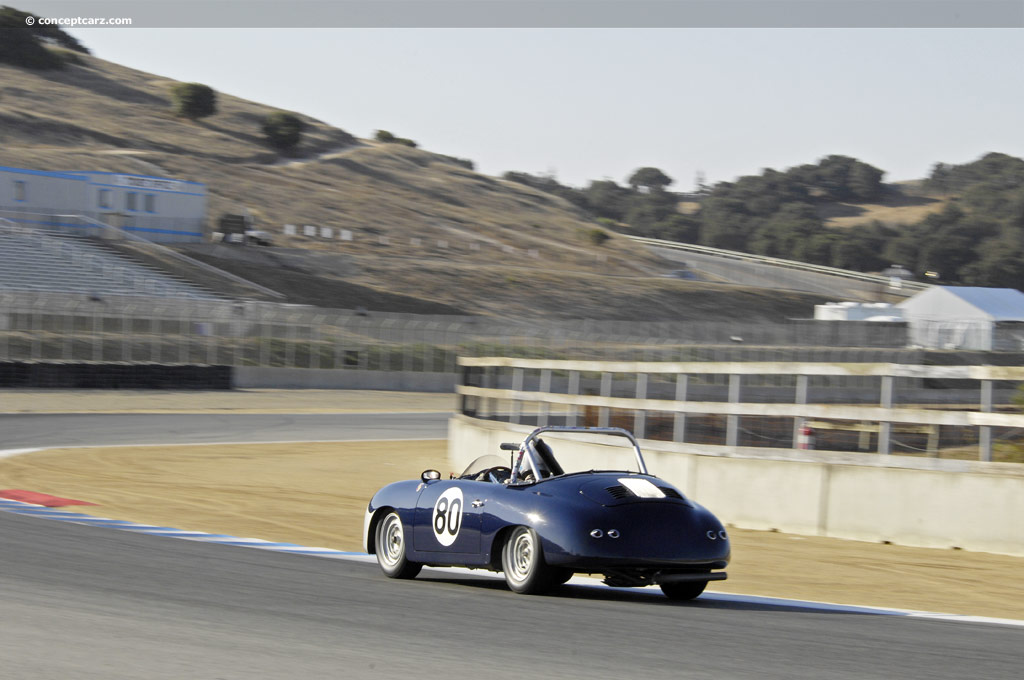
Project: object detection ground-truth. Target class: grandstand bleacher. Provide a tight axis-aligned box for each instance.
[0,219,223,301]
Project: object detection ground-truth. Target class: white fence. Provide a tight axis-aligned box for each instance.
[456,357,1024,462]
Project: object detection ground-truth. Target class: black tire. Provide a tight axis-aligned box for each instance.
[551,568,573,586]
[374,511,422,579]
[501,526,559,594]
[660,580,708,601]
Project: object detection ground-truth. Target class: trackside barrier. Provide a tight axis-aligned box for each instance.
[453,357,1024,553]
[0,361,231,389]
[455,357,1024,462]
[624,234,930,293]
[448,415,1024,556]
[0,362,446,392]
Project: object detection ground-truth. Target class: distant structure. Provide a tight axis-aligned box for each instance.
[694,169,707,193]
[897,286,1024,350]
[814,301,904,322]
[0,165,206,243]
[881,264,913,289]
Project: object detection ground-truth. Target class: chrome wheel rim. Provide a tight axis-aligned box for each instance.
[379,514,404,568]
[507,531,534,583]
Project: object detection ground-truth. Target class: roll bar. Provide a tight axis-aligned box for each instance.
[501,426,648,484]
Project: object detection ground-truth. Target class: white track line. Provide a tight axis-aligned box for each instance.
[1,498,1021,629]
[0,447,42,459]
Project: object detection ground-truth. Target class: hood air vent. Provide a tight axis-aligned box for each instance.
[604,485,633,500]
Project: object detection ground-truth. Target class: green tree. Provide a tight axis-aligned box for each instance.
[628,167,673,193]
[802,232,840,265]
[0,6,89,69]
[647,214,700,243]
[623,187,680,229]
[882,230,923,272]
[813,155,884,202]
[926,153,1024,194]
[699,197,758,250]
[916,230,977,282]
[262,111,306,151]
[749,203,821,258]
[848,162,885,201]
[830,236,880,271]
[960,240,1024,287]
[171,83,217,120]
[584,180,630,221]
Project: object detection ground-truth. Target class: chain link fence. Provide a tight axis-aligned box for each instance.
[0,289,930,373]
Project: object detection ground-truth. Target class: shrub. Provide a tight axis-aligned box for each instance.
[262,111,306,151]
[437,155,474,170]
[171,82,217,120]
[375,129,417,147]
[587,228,611,246]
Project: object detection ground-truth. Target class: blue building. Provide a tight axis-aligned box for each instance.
[0,165,207,243]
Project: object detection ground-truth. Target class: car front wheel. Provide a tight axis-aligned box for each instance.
[375,511,422,579]
[502,526,559,594]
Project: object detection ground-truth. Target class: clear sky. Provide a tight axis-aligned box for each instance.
[62,26,1024,191]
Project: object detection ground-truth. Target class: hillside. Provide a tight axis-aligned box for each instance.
[551,153,1024,287]
[0,53,832,321]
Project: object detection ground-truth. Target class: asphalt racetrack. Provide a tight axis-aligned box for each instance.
[2,413,1021,679]
[0,412,450,449]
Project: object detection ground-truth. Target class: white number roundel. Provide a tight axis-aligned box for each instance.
[431,487,464,547]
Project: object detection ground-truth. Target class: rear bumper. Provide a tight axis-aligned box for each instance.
[545,544,729,570]
[656,571,728,585]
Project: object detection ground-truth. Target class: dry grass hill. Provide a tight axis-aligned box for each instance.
[0,54,831,321]
[818,181,951,229]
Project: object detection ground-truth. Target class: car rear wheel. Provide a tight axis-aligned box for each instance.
[375,511,421,579]
[502,526,559,594]
[551,568,573,586]
[660,580,708,601]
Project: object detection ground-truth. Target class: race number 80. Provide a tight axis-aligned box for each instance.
[432,487,464,547]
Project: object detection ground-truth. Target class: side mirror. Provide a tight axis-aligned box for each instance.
[421,469,441,483]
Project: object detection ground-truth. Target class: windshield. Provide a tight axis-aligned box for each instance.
[460,454,510,478]
[511,427,648,482]
[538,439,643,476]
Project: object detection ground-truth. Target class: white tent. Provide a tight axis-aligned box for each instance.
[897,286,1024,350]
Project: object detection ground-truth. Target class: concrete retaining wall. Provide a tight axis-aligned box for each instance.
[234,366,457,392]
[449,415,1024,556]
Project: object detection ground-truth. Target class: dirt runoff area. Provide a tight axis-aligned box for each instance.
[1,389,1022,621]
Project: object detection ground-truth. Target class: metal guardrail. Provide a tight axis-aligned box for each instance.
[456,357,1024,462]
[626,234,931,292]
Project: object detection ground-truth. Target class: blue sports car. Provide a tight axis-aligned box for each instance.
[363,426,730,599]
